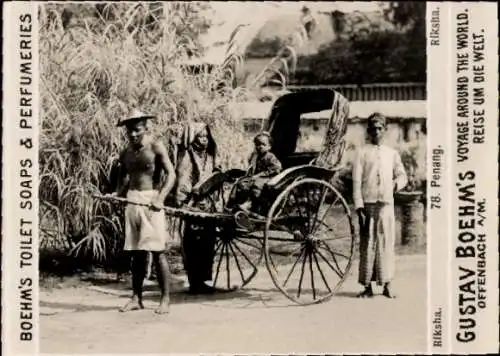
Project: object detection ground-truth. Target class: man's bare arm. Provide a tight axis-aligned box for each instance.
[115,151,129,197]
[153,141,176,204]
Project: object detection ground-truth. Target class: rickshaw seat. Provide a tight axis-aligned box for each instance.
[264,164,336,193]
[191,168,246,198]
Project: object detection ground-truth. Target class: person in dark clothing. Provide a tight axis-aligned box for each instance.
[175,122,218,294]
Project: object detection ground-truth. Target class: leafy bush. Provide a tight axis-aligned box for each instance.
[290,2,426,85]
[246,37,285,58]
[40,3,251,266]
[292,29,426,85]
[397,138,427,192]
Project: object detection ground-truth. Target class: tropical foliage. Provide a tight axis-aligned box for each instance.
[40,2,307,269]
[397,137,427,192]
[292,29,425,85]
[247,2,426,85]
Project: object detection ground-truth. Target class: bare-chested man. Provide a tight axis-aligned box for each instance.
[111,109,176,314]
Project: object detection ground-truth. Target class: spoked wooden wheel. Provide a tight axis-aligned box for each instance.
[264,178,355,305]
[187,176,262,292]
[210,227,262,292]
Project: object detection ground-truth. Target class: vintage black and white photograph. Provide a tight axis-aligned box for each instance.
[36,1,429,354]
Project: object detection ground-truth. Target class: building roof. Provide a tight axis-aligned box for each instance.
[235,100,427,120]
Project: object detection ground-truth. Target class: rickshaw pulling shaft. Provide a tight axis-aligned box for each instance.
[92,194,230,221]
[94,194,321,245]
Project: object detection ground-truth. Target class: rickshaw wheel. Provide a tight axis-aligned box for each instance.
[186,176,261,292]
[264,178,355,305]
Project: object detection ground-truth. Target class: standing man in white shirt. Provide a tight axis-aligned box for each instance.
[352,113,408,298]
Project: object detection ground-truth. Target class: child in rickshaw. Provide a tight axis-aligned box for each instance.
[228,131,282,213]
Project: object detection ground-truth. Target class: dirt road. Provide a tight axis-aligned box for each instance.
[41,254,427,354]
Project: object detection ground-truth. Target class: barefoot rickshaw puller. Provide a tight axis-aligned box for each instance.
[111,109,176,314]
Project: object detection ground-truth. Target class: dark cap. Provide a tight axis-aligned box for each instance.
[367,112,386,127]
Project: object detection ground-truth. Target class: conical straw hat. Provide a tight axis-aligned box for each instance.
[117,109,156,127]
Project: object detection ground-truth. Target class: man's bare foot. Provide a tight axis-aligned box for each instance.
[154,299,170,314]
[356,286,374,298]
[119,298,144,312]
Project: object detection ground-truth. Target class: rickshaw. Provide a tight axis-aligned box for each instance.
[99,89,355,305]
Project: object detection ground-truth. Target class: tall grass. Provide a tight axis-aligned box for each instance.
[40,3,308,268]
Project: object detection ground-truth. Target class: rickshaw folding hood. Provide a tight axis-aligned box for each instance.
[264,89,349,168]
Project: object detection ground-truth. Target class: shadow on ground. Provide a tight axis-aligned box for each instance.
[40,301,118,313]
[40,286,288,314]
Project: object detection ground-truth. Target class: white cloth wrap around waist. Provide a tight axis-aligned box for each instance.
[124,190,170,251]
[127,189,158,204]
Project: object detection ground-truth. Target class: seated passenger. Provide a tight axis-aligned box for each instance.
[227,131,282,212]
